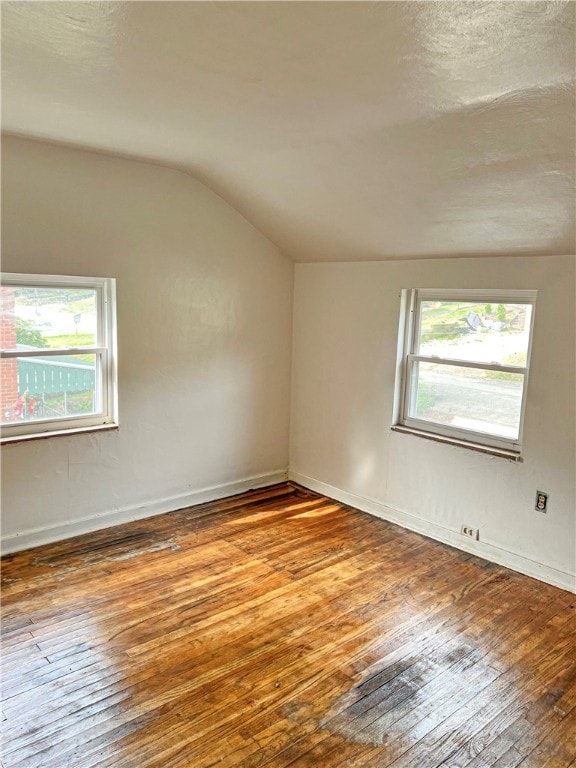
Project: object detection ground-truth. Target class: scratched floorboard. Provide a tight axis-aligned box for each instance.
[1,482,575,768]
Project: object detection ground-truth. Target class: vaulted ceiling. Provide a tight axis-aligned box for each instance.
[2,1,574,261]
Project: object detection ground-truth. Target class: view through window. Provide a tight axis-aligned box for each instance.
[398,290,536,452]
[1,275,117,440]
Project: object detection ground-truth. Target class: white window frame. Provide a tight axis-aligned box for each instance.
[1,273,118,441]
[394,288,537,454]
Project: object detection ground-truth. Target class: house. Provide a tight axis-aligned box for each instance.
[1,3,575,766]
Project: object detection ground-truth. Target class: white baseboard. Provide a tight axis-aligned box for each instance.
[289,471,576,594]
[1,469,288,555]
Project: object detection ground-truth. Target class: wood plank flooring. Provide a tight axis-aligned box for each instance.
[1,482,575,768]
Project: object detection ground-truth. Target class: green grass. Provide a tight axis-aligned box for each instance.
[420,302,526,339]
[416,380,436,413]
[421,302,486,327]
[45,333,95,361]
[62,297,95,315]
[42,391,94,416]
[46,333,95,348]
[420,302,485,341]
[485,352,527,381]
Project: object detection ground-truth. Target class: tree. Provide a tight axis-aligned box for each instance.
[15,318,48,348]
[497,304,507,323]
[485,303,492,315]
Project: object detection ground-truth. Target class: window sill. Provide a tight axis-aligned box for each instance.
[1,423,119,446]
[391,425,522,461]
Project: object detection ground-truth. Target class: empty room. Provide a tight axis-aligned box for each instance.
[1,2,575,767]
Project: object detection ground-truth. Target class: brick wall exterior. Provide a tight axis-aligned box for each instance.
[1,288,19,419]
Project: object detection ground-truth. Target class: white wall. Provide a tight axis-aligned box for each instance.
[1,136,293,550]
[290,256,576,591]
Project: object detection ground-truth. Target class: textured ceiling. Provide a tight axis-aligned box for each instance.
[2,1,575,261]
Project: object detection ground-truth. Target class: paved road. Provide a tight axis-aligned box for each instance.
[418,370,522,430]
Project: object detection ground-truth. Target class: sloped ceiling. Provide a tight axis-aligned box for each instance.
[2,1,574,261]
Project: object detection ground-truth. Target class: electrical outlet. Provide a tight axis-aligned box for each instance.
[460,524,479,540]
[535,491,548,513]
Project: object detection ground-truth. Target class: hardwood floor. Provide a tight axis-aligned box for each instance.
[1,482,575,768]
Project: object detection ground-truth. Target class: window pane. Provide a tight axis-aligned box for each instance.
[417,301,532,367]
[1,354,99,424]
[409,361,524,440]
[0,285,97,351]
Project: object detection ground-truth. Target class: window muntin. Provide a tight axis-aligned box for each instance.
[397,289,536,452]
[1,274,117,440]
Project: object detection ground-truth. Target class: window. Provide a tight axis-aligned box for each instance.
[1,273,118,442]
[394,289,536,454]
